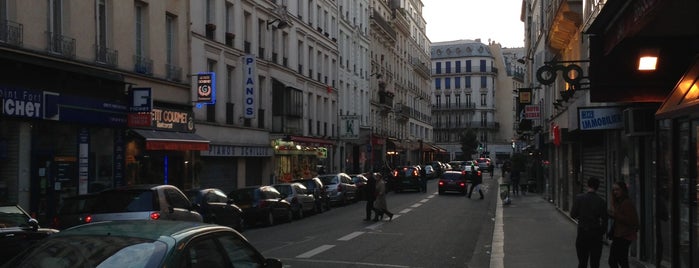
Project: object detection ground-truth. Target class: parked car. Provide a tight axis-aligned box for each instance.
[82,184,202,225]
[3,220,283,268]
[52,193,99,230]
[228,186,293,227]
[0,204,59,265]
[349,174,369,200]
[390,166,422,192]
[318,173,358,205]
[272,183,316,219]
[292,177,331,213]
[185,188,244,231]
[438,171,469,195]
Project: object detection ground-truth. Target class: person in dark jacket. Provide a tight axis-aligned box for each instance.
[467,163,484,199]
[363,172,377,221]
[608,181,639,268]
[571,177,608,268]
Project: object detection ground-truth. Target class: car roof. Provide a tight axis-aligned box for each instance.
[58,220,234,242]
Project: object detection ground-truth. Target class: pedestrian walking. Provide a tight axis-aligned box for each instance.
[363,172,377,221]
[488,162,495,178]
[608,181,639,268]
[373,173,394,221]
[502,160,511,177]
[570,177,608,268]
[510,168,521,196]
[468,166,484,199]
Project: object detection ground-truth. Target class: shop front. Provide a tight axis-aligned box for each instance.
[199,143,273,192]
[272,136,332,182]
[126,106,209,190]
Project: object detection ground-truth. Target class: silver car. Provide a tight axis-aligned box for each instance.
[85,184,202,224]
[318,173,357,206]
[272,182,316,219]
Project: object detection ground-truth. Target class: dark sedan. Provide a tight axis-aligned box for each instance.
[438,171,469,195]
[0,204,59,265]
[228,186,293,227]
[186,188,244,231]
[3,220,282,268]
[390,166,422,192]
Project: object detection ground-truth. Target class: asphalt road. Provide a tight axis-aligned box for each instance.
[242,176,499,268]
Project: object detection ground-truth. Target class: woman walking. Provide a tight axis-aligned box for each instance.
[608,181,639,268]
[373,173,394,221]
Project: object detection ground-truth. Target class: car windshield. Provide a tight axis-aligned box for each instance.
[0,206,30,227]
[442,173,464,180]
[92,190,156,213]
[274,185,292,196]
[6,236,168,268]
[229,188,255,204]
[319,176,338,185]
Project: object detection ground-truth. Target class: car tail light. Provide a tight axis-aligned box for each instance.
[477,171,482,176]
[150,212,161,220]
[392,170,398,177]
[438,181,445,186]
[84,215,93,223]
[459,182,466,188]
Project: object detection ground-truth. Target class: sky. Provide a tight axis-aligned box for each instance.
[422,0,525,48]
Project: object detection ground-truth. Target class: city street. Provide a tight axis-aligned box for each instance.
[243,177,498,267]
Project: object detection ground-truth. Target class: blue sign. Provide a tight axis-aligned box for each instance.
[129,87,152,112]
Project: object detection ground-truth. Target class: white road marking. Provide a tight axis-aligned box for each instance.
[411,203,422,208]
[399,208,412,214]
[419,198,430,203]
[279,257,412,267]
[296,244,335,258]
[337,231,364,241]
[490,178,504,268]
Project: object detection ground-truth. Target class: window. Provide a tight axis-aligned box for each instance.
[465,93,471,106]
[435,95,441,107]
[480,60,486,72]
[480,76,487,88]
[454,77,461,89]
[456,94,461,107]
[97,0,107,51]
[435,78,441,90]
[445,95,451,108]
[165,15,175,65]
[444,77,451,89]
[481,112,487,126]
[455,61,461,73]
[464,76,471,88]
[206,60,217,122]
[435,62,441,74]
[481,93,486,106]
[465,60,471,72]
[135,4,144,57]
[182,238,228,268]
[445,61,451,73]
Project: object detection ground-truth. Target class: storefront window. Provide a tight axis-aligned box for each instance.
[657,119,672,267]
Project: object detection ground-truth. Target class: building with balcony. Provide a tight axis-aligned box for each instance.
[430,39,516,161]
[0,0,201,224]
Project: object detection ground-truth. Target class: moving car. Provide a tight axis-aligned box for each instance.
[390,166,422,192]
[0,204,59,265]
[84,184,203,224]
[477,158,491,171]
[438,171,469,195]
[272,183,316,219]
[292,177,331,213]
[228,186,293,227]
[317,173,358,205]
[185,188,244,231]
[3,220,282,268]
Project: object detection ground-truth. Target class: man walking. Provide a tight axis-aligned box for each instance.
[363,172,377,221]
[467,163,484,199]
[571,177,608,268]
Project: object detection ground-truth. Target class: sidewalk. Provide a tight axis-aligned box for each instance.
[490,174,610,268]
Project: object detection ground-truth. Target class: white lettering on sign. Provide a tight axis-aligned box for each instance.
[243,55,256,119]
[0,89,42,118]
[201,144,272,157]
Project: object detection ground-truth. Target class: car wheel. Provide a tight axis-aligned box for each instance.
[297,207,304,219]
[265,211,275,226]
[286,209,294,223]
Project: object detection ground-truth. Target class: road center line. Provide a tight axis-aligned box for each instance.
[399,208,412,214]
[420,198,430,203]
[296,244,335,258]
[338,231,364,241]
[411,203,422,208]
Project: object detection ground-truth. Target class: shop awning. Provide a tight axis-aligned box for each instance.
[132,129,210,151]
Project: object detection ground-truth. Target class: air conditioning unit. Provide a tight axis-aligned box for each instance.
[623,107,655,136]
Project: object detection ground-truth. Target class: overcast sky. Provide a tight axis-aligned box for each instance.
[422,0,525,48]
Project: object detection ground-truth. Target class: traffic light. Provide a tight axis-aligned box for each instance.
[478,143,483,151]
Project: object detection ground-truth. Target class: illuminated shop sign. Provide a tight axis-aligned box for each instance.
[150,108,195,132]
[243,55,256,119]
[197,73,216,104]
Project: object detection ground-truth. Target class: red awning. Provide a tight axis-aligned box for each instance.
[289,135,335,146]
[132,129,210,151]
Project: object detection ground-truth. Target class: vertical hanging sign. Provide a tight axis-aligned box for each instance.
[197,72,216,104]
[243,55,256,119]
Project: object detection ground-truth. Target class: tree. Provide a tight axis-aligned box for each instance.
[459,128,480,159]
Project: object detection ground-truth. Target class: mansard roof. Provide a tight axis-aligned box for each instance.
[430,40,493,59]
